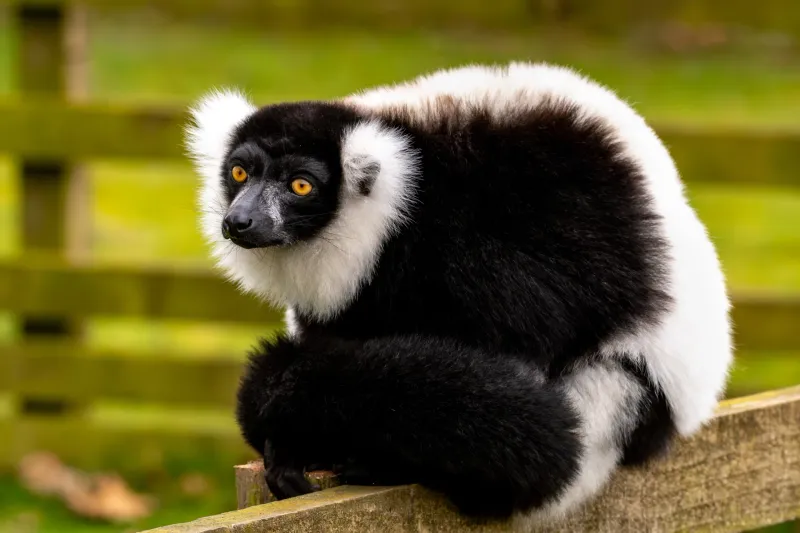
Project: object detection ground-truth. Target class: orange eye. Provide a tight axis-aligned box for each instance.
[291,178,313,196]
[231,166,248,183]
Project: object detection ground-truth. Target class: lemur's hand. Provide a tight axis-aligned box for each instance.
[263,439,321,499]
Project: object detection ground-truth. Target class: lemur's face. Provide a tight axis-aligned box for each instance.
[220,141,341,249]
[188,91,418,315]
[219,103,356,249]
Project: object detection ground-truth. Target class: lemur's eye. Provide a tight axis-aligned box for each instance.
[291,178,313,196]
[231,166,248,183]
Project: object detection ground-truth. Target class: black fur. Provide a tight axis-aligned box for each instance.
[218,103,363,247]
[618,359,678,466]
[237,333,582,518]
[222,97,678,518]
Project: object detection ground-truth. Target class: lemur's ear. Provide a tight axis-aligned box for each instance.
[343,155,381,196]
[339,119,420,232]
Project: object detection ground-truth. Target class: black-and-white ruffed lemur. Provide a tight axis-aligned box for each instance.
[185,62,732,526]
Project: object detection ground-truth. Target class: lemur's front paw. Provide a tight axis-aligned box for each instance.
[266,463,320,499]
[263,440,321,500]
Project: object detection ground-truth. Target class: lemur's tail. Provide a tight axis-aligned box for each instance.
[236,333,663,522]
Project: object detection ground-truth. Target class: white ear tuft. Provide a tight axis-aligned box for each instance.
[341,120,420,227]
[185,88,257,183]
[185,89,257,263]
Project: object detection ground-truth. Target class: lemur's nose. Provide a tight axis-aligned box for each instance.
[223,209,254,238]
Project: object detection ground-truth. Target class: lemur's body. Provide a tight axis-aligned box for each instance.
[187,63,732,525]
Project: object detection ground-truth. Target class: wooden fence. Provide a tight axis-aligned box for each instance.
[0,1,798,531]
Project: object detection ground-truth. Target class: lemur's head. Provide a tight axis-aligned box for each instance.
[215,102,375,249]
[185,90,419,319]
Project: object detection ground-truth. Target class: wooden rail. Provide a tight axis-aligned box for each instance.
[140,385,800,533]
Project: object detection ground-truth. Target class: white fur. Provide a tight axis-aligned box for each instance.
[185,88,257,262]
[516,363,645,526]
[186,93,420,322]
[284,307,299,339]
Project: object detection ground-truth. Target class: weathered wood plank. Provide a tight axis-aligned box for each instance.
[143,386,800,533]
[145,485,420,533]
[0,259,282,324]
[0,101,799,188]
[0,341,252,408]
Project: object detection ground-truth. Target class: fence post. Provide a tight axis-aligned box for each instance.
[14,3,89,418]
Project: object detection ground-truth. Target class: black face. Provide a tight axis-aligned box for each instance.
[220,102,360,249]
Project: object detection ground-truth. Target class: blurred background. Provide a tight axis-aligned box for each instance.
[0,1,798,532]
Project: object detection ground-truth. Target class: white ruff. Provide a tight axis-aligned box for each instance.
[186,91,419,322]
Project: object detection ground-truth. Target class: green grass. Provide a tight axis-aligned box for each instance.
[0,472,236,533]
[0,10,798,532]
